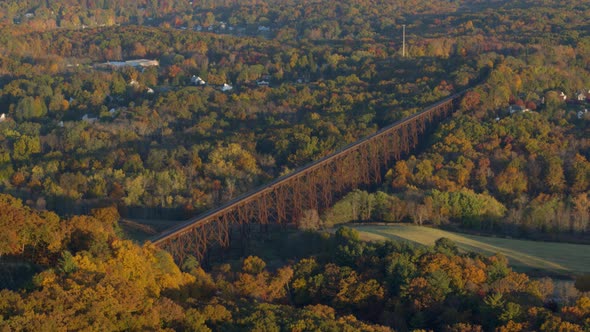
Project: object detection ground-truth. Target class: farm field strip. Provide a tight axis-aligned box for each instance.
[349,224,590,275]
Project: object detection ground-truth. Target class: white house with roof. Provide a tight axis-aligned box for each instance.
[221,83,233,92]
[0,113,6,122]
[191,75,206,85]
[82,114,98,124]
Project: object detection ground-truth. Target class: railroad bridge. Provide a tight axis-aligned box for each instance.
[152,91,467,262]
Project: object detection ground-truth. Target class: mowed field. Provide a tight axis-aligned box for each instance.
[349,224,590,276]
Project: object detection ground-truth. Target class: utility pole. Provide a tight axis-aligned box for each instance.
[402,24,406,57]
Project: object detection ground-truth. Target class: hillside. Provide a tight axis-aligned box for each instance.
[0,0,589,330]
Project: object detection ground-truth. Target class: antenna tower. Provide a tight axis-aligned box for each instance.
[402,24,406,57]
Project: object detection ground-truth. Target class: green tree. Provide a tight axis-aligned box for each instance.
[12,135,41,161]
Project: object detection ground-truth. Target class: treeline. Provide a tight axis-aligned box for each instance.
[0,0,461,34]
[321,189,505,228]
[0,194,120,283]
[1,194,589,330]
[3,0,589,51]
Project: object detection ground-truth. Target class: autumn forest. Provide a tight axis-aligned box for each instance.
[0,0,589,330]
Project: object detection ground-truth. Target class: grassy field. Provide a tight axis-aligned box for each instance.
[348,224,590,276]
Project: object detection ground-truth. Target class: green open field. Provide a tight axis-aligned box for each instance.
[348,224,590,276]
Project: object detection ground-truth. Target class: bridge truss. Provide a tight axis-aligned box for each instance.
[152,92,465,262]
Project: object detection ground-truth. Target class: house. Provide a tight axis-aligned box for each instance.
[129,79,139,87]
[296,76,310,84]
[82,114,98,124]
[577,92,586,102]
[508,105,530,114]
[109,107,126,116]
[578,109,589,119]
[559,91,567,101]
[0,113,6,122]
[256,80,270,86]
[258,26,270,32]
[146,87,154,94]
[221,83,233,92]
[191,75,206,85]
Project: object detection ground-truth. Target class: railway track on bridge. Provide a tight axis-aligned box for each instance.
[151,90,468,262]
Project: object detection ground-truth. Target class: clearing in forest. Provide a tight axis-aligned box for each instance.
[349,224,590,276]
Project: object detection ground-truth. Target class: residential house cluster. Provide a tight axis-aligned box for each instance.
[190,22,270,37]
[193,21,234,33]
[191,75,233,91]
